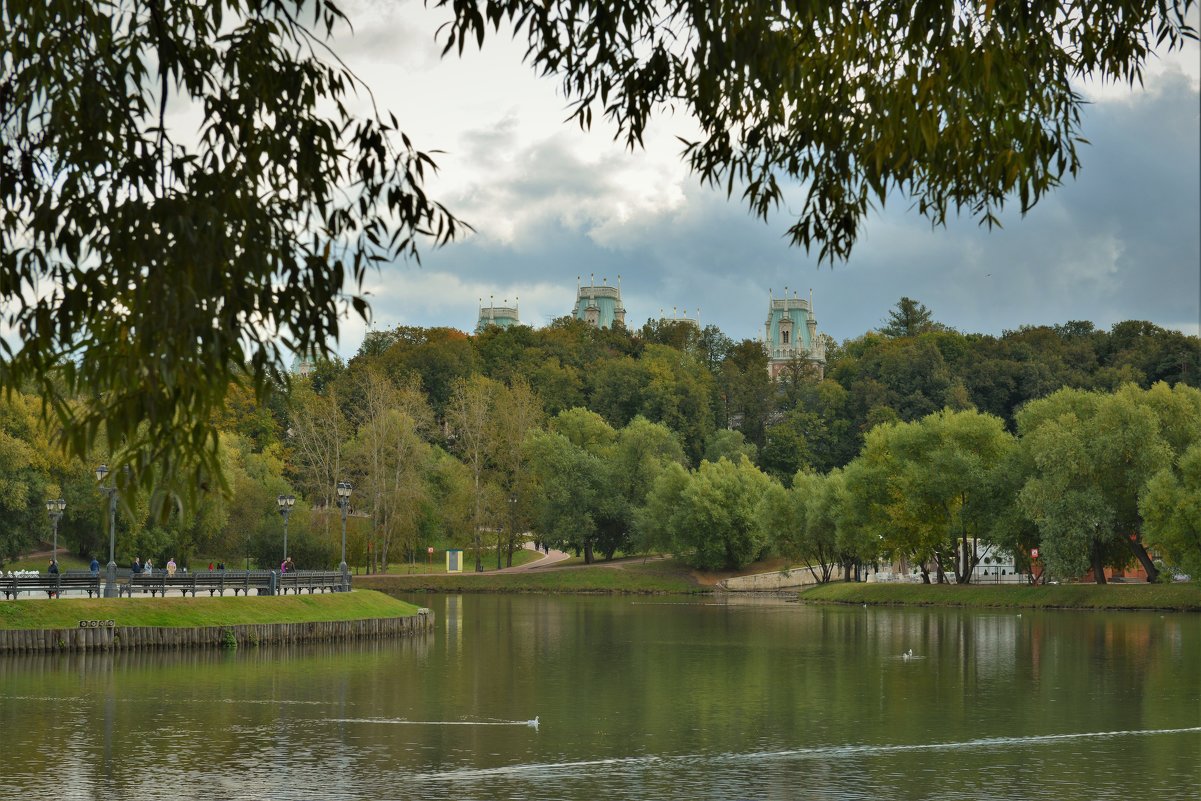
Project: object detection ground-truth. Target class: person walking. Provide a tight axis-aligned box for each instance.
[47,559,60,598]
[131,557,142,575]
[89,556,99,576]
[166,557,177,576]
[144,558,153,575]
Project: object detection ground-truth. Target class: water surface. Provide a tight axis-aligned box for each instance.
[1,595,1198,800]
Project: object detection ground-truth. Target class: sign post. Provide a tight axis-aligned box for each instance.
[427,546,434,569]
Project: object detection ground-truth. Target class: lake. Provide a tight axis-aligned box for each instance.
[1,594,1198,800]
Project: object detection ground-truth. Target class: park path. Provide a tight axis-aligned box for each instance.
[498,543,571,572]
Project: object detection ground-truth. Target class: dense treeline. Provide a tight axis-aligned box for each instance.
[3,300,1198,581]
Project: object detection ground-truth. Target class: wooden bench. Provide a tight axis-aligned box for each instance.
[1,573,101,599]
[277,570,347,594]
[128,570,275,597]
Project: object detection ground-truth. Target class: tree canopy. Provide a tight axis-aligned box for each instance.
[2,0,1197,509]
[1,0,459,506]
[440,0,1195,260]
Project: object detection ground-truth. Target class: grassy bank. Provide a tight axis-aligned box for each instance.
[0,590,420,630]
[377,547,545,575]
[359,559,705,594]
[797,581,1201,611]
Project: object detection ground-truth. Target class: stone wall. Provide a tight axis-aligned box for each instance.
[719,568,831,591]
[0,611,434,653]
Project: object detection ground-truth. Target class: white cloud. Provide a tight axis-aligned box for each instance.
[315,6,1199,355]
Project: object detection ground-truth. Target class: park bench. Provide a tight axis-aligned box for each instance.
[1,573,101,599]
[128,570,275,597]
[277,570,347,594]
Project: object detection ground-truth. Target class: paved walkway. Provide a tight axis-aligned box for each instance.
[499,543,572,572]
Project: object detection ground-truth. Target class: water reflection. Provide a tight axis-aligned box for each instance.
[0,597,1197,801]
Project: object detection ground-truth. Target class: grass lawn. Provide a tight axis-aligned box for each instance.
[377,547,544,574]
[798,581,1201,611]
[360,558,704,594]
[5,553,91,572]
[0,589,421,630]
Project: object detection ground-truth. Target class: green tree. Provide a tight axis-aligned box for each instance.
[702,429,758,465]
[600,417,688,559]
[1140,444,1201,580]
[2,1,460,506]
[880,298,940,338]
[846,408,1015,583]
[792,471,841,583]
[717,340,773,448]
[9,0,1193,507]
[675,456,774,570]
[0,393,51,563]
[287,380,351,542]
[488,378,544,565]
[525,429,605,563]
[548,408,618,452]
[446,375,501,571]
[1016,384,1199,582]
[634,462,691,555]
[345,370,435,572]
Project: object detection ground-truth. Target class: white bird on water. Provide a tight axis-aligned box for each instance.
[902,649,914,661]
[527,716,540,730]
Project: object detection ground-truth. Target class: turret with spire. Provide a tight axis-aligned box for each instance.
[764,286,824,379]
[573,273,625,328]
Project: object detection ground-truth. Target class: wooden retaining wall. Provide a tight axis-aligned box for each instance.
[0,611,434,653]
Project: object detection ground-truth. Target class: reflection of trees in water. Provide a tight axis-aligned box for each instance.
[2,599,1198,798]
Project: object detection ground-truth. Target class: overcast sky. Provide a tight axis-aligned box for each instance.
[330,1,1200,353]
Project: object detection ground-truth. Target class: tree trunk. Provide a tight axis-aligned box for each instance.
[584,539,594,564]
[1124,534,1160,582]
[920,565,931,583]
[1091,539,1107,584]
[958,528,977,584]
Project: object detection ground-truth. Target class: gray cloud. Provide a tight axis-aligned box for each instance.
[353,71,1199,351]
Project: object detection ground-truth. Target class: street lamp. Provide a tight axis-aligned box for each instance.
[277,494,295,562]
[508,493,518,568]
[95,464,118,598]
[336,481,352,591]
[46,498,66,565]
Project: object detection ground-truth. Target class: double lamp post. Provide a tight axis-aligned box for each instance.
[277,494,295,562]
[94,463,119,598]
[336,481,352,591]
[46,497,66,564]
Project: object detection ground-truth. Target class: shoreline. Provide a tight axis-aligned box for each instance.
[793,581,1201,612]
[361,569,1201,612]
[0,590,437,652]
[0,611,435,653]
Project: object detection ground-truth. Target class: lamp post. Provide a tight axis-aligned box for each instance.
[508,493,518,568]
[94,464,118,598]
[46,498,66,565]
[277,494,295,562]
[336,481,352,591]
